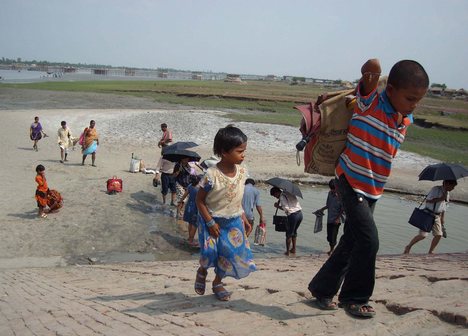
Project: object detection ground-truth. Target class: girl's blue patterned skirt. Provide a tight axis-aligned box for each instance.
[198,215,256,279]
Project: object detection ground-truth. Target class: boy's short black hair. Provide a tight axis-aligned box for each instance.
[443,179,457,186]
[388,60,429,89]
[36,164,45,173]
[270,186,281,196]
[161,123,167,128]
[213,125,247,156]
[61,121,66,126]
[328,179,335,189]
[245,178,255,185]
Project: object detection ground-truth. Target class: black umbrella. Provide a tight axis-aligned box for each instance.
[162,141,198,153]
[266,177,303,198]
[162,149,201,162]
[418,163,468,181]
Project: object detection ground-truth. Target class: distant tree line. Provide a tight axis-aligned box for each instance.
[0,56,187,73]
[0,56,113,69]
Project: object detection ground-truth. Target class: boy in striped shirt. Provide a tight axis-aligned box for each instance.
[308,59,429,318]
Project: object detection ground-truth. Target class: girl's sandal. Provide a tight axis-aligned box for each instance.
[194,269,207,295]
[212,284,231,301]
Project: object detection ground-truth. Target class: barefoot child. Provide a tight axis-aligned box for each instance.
[179,175,201,246]
[35,164,49,218]
[194,125,256,301]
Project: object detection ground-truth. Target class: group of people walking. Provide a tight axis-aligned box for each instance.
[30,117,100,166]
[183,58,456,321]
[29,56,460,321]
[31,117,100,218]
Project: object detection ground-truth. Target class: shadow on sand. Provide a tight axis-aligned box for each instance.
[91,291,317,321]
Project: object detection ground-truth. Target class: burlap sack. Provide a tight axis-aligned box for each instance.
[295,89,354,176]
[297,77,387,176]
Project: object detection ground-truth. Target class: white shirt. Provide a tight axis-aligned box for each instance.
[425,185,449,214]
[157,157,175,174]
[279,191,302,215]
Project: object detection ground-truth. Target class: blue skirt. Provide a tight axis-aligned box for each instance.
[198,215,256,279]
[82,141,98,155]
[183,200,198,226]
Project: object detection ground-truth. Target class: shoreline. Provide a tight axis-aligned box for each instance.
[0,88,466,269]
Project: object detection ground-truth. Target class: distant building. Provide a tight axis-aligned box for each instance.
[93,69,108,75]
[192,72,202,80]
[158,72,168,78]
[125,68,135,76]
[225,74,242,83]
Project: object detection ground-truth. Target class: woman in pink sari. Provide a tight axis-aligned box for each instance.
[81,120,99,166]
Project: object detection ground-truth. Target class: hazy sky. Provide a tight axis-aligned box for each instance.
[2,0,468,88]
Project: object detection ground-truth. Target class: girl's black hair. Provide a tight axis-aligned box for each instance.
[190,174,201,185]
[36,164,45,173]
[213,125,247,156]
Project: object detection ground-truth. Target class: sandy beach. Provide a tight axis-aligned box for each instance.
[0,87,467,335]
[1,87,467,263]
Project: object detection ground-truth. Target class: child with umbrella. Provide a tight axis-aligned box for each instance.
[404,163,466,254]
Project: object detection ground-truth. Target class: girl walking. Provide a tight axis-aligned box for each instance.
[35,164,49,218]
[194,125,256,301]
[179,175,201,247]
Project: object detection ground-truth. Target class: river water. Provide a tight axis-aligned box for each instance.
[147,184,467,259]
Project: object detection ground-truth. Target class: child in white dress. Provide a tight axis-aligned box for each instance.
[194,125,256,301]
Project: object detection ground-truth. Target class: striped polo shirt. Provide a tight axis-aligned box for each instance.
[335,82,412,199]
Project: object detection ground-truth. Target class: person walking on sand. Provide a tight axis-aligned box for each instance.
[57,121,73,163]
[194,125,256,301]
[155,157,177,205]
[35,164,49,218]
[242,178,264,237]
[270,187,303,256]
[30,116,47,151]
[314,179,345,256]
[308,59,429,318]
[173,157,193,214]
[157,123,172,149]
[81,120,99,166]
[404,180,457,255]
[179,175,201,247]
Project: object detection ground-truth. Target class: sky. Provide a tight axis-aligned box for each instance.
[1,0,468,88]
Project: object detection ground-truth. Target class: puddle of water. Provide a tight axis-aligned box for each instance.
[147,185,468,259]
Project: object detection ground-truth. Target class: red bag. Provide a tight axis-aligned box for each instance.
[107,176,123,193]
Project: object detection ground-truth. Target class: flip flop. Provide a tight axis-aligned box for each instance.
[340,302,376,318]
[212,283,231,301]
[315,297,338,310]
[194,269,207,295]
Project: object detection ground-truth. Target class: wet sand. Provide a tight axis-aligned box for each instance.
[1,87,467,335]
[0,87,467,268]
